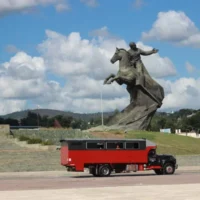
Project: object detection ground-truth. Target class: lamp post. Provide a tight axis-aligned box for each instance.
[100,88,104,127]
[36,105,40,127]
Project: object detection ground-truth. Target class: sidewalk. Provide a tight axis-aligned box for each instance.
[0,166,200,178]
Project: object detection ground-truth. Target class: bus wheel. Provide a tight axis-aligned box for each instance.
[99,165,111,177]
[163,163,175,175]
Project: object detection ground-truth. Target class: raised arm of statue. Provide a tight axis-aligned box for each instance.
[139,48,159,56]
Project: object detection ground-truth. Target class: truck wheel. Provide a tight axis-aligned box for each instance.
[163,163,175,175]
[154,169,164,175]
[91,168,99,177]
[92,171,99,177]
[99,165,112,177]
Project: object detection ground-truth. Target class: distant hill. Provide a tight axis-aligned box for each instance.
[1,108,199,123]
[0,109,115,122]
[154,109,200,118]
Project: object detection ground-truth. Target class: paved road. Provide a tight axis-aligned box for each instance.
[0,172,200,200]
[1,171,200,200]
[1,171,200,191]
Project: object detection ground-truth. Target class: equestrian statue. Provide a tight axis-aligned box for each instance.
[103,42,165,130]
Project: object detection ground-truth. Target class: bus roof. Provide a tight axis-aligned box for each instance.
[60,138,156,147]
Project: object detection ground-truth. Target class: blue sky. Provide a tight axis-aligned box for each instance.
[1,0,200,75]
[0,0,200,114]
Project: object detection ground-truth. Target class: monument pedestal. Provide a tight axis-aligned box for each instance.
[105,87,160,131]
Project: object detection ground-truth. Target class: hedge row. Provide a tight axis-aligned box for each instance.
[18,135,54,145]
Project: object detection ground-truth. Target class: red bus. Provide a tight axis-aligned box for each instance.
[60,138,178,177]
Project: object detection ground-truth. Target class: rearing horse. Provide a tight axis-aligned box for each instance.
[104,48,139,85]
[104,47,164,107]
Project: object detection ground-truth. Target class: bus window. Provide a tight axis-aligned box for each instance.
[69,142,85,150]
[71,142,82,146]
[107,142,123,149]
[86,142,104,149]
[126,142,139,149]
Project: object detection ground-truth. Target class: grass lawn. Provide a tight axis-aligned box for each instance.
[90,130,200,155]
[125,131,200,155]
[0,135,63,172]
[12,128,200,156]
[1,129,200,172]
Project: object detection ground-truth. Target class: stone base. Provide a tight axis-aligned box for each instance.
[105,87,160,131]
[106,105,157,131]
[104,81,162,131]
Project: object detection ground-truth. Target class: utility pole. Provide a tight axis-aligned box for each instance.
[37,105,40,127]
[100,89,104,127]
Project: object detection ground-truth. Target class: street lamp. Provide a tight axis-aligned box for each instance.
[36,105,40,127]
[100,88,104,127]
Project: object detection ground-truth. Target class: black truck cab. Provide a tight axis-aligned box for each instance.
[148,149,178,175]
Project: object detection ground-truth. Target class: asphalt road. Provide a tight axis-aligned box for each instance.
[1,171,200,191]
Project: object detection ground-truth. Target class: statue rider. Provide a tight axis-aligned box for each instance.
[128,42,158,86]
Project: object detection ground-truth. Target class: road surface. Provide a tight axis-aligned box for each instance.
[0,171,200,200]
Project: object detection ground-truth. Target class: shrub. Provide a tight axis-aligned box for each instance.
[19,135,30,141]
[114,131,123,135]
[12,129,96,146]
[27,138,43,144]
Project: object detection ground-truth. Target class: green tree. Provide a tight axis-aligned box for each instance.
[21,111,41,126]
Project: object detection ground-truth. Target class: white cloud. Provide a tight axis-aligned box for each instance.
[136,42,177,78]
[0,77,46,99]
[0,0,69,15]
[157,78,200,111]
[63,75,128,99]
[5,45,20,54]
[90,26,115,39]
[44,96,129,114]
[0,28,185,115]
[38,29,176,80]
[37,29,128,80]
[80,0,98,7]
[71,97,129,113]
[0,99,26,115]
[185,61,196,73]
[55,2,70,12]
[35,29,177,113]
[133,0,146,9]
[0,51,63,107]
[2,52,45,80]
[141,10,200,47]
[179,34,200,47]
